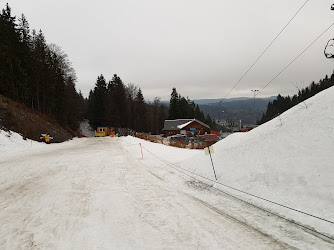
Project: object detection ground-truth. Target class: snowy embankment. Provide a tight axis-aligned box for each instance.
[121,86,334,237]
[0,119,94,157]
[181,86,334,236]
[0,129,45,155]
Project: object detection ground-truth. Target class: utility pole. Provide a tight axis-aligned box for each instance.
[218,100,222,122]
[251,89,259,126]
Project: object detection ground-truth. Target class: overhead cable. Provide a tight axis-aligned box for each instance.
[220,0,310,103]
[256,21,334,97]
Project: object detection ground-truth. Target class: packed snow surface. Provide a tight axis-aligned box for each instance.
[0,87,334,248]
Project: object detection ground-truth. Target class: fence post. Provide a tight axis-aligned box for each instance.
[139,143,143,159]
[208,147,217,180]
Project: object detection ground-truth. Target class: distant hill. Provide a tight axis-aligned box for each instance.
[193,96,276,105]
[161,96,276,124]
[199,99,269,125]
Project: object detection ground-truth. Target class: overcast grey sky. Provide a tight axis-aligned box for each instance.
[4,0,334,101]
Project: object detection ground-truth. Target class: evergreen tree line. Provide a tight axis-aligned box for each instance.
[87,81,219,133]
[87,74,168,134]
[169,88,218,130]
[0,4,86,129]
[259,73,334,124]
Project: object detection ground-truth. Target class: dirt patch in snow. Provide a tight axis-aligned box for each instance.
[0,95,75,142]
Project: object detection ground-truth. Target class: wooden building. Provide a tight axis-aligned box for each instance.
[162,119,211,136]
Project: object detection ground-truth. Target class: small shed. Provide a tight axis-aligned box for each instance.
[162,119,211,136]
[96,127,108,137]
[96,127,115,137]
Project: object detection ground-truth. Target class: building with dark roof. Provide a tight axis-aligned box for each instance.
[162,119,210,136]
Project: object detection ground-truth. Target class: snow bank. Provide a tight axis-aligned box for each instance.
[180,87,334,235]
[122,86,334,236]
[0,129,45,156]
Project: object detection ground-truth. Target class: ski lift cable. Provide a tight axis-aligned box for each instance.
[256,21,334,97]
[219,0,310,104]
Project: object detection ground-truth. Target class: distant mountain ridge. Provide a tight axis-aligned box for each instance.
[161,96,277,124]
[193,96,276,105]
[161,96,276,106]
[199,98,275,124]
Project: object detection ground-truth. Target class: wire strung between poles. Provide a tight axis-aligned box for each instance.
[256,22,334,97]
[219,0,310,104]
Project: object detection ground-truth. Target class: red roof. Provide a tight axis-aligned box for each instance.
[210,130,221,136]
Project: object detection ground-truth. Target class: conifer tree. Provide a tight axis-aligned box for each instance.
[111,74,127,127]
[259,72,334,124]
[0,4,86,130]
[169,87,179,119]
[134,88,146,132]
[87,75,107,128]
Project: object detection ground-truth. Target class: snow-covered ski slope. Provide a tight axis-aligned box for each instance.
[121,86,334,239]
[0,87,333,248]
[180,85,334,236]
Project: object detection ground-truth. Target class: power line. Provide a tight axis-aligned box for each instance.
[225,21,334,126]
[220,0,310,103]
[227,21,334,125]
[256,21,334,97]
